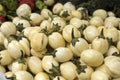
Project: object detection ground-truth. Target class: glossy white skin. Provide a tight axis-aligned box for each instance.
[16,4,31,17]
[30,32,48,51]
[83,25,99,42]
[23,26,41,39]
[19,38,30,56]
[51,17,66,31]
[22,27,33,38]
[54,47,73,62]
[71,10,82,19]
[81,49,104,67]
[30,48,47,58]
[28,28,42,40]
[7,40,25,59]
[48,32,65,49]
[96,64,111,76]
[53,76,66,80]
[0,65,6,73]
[0,32,5,45]
[70,17,83,28]
[90,16,103,27]
[12,17,21,25]
[27,56,43,74]
[60,61,77,80]
[62,24,81,43]
[44,0,55,6]
[41,8,52,19]
[0,22,17,37]
[15,71,33,80]
[93,9,107,20]
[11,61,27,73]
[104,56,120,78]
[69,38,89,56]
[104,27,119,42]
[41,55,59,73]
[107,11,115,17]
[52,3,64,14]
[30,13,44,26]
[104,16,119,27]
[92,37,109,54]
[104,21,114,28]
[34,72,50,80]
[91,70,110,80]
[77,66,94,80]
[106,46,119,56]
[63,2,75,11]
[16,19,31,28]
[0,50,13,66]
[40,20,52,30]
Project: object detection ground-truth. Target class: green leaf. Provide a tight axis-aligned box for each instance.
[1,0,18,11]
[35,0,47,10]
[0,10,6,16]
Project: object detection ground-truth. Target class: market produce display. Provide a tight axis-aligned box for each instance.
[0,0,120,80]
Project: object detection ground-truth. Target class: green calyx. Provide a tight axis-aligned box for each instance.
[49,63,61,80]
[78,24,87,38]
[98,28,105,39]
[71,28,79,46]
[17,50,26,64]
[16,23,24,32]
[71,57,87,74]
[61,10,70,18]
[41,23,61,35]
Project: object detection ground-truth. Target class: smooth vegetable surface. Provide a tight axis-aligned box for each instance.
[0,0,120,80]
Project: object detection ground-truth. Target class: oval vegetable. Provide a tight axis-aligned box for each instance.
[16,4,31,17]
[42,55,59,73]
[0,22,17,37]
[27,56,43,74]
[54,47,73,62]
[60,61,77,80]
[15,71,33,80]
[0,50,13,66]
[48,32,65,49]
[81,49,104,67]
[34,72,50,80]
